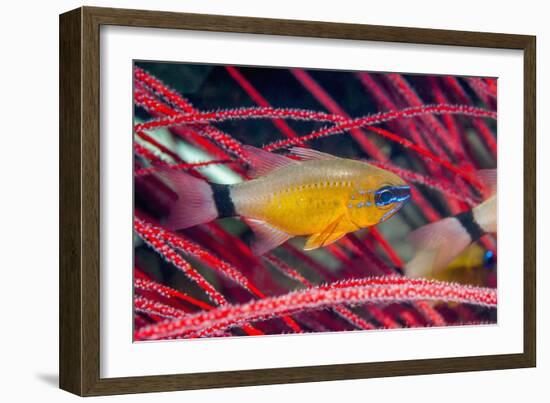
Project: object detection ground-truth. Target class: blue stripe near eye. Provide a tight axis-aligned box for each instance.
[374,185,411,206]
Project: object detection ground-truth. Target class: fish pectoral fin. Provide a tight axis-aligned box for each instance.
[288,147,338,161]
[245,219,291,255]
[304,231,346,250]
[304,215,347,250]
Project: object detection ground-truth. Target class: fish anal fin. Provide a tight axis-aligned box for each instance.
[245,218,291,255]
[243,145,298,178]
[289,147,338,161]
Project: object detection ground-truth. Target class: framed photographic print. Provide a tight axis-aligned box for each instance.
[59,6,536,396]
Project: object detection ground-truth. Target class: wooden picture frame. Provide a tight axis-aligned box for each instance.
[59,6,536,396]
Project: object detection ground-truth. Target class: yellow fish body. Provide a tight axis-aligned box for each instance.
[429,243,496,286]
[160,146,410,255]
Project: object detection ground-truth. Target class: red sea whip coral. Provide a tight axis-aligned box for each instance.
[133,65,497,340]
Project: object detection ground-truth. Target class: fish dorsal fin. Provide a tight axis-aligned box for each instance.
[476,169,497,196]
[245,219,291,255]
[289,147,338,161]
[304,214,346,250]
[243,145,298,178]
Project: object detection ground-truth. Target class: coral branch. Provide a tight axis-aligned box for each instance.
[135,130,183,162]
[135,67,249,162]
[291,68,385,160]
[466,77,497,104]
[135,295,187,319]
[135,104,492,187]
[134,142,170,166]
[134,67,196,113]
[135,277,496,340]
[135,104,495,132]
[135,160,231,176]
[161,229,265,296]
[134,277,213,311]
[226,66,299,139]
[358,126,482,189]
[386,74,458,159]
[442,76,497,156]
[134,217,228,306]
[265,255,376,330]
[139,219,304,333]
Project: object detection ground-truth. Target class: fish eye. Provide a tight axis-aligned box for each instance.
[483,250,496,270]
[374,185,410,207]
[376,188,394,205]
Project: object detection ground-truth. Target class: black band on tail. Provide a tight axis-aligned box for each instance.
[455,210,485,241]
[210,184,236,218]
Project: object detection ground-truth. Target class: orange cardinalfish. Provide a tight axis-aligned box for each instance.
[428,243,496,286]
[158,146,411,255]
[405,169,496,278]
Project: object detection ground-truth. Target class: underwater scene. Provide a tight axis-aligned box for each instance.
[133,62,497,341]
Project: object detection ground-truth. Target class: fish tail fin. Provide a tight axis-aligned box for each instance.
[405,217,472,278]
[157,169,219,230]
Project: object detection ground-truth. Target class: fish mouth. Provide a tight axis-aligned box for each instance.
[392,185,411,203]
[378,186,410,223]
